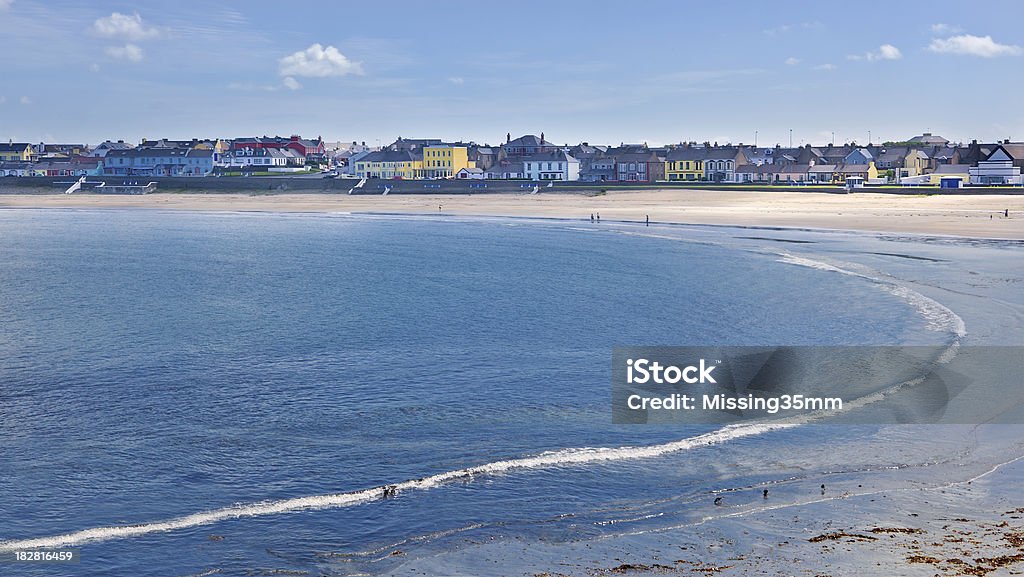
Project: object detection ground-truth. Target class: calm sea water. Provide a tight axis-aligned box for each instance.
[0,210,955,575]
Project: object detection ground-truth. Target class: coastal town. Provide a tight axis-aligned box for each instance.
[1,131,1022,188]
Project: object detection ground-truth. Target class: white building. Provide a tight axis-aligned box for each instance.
[969,145,1022,185]
[223,147,302,169]
[521,151,580,181]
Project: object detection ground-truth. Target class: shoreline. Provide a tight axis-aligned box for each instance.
[1,189,1022,239]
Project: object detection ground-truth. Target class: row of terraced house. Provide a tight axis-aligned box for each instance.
[2,132,1022,185]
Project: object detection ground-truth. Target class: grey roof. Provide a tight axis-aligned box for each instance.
[737,163,811,174]
[358,149,419,163]
[932,164,970,174]
[93,140,133,150]
[998,143,1024,160]
[520,150,577,163]
[808,164,837,172]
[106,147,190,159]
[505,134,556,148]
[908,133,949,145]
[0,142,32,152]
[665,148,708,161]
[702,147,739,160]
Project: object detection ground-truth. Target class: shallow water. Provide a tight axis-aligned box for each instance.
[0,210,1013,576]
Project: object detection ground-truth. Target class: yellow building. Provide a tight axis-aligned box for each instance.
[422,145,474,178]
[899,150,929,178]
[0,142,34,162]
[664,148,705,181]
[354,149,423,179]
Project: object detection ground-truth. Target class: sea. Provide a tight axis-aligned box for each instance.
[0,209,1010,576]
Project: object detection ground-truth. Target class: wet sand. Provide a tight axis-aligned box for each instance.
[1,189,1022,239]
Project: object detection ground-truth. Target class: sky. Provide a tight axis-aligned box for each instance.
[1,0,1023,148]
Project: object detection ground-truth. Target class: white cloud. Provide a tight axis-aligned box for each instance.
[784,57,800,66]
[850,44,902,62]
[930,23,961,34]
[0,0,12,11]
[279,43,363,78]
[928,34,1022,57]
[448,76,465,85]
[813,63,836,71]
[105,44,144,62]
[89,63,101,72]
[874,44,902,60]
[762,21,822,36]
[229,77,304,92]
[19,95,31,105]
[93,12,161,41]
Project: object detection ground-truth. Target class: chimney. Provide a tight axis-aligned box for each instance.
[507,133,511,143]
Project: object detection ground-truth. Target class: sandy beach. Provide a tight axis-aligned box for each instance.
[1,189,1022,239]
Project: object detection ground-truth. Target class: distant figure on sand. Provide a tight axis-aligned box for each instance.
[1006,209,1010,218]
[596,213,601,222]
[438,205,442,212]
[646,214,649,226]
[763,489,769,499]
[590,213,594,222]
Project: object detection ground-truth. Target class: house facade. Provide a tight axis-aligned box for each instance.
[0,142,34,162]
[664,148,705,181]
[354,149,423,179]
[521,151,580,180]
[606,147,664,182]
[223,147,304,169]
[501,133,559,157]
[969,145,1022,185]
[102,147,215,176]
[422,144,474,178]
[703,148,741,182]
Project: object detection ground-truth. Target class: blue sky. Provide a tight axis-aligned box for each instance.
[1,0,1022,147]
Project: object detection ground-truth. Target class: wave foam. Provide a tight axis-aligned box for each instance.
[0,423,793,551]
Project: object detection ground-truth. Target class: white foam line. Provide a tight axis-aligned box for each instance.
[777,251,967,342]
[0,423,794,551]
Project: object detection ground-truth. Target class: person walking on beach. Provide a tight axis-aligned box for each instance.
[646,214,649,227]
[590,213,594,222]
[1006,209,1010,218]
[596,212,601,222]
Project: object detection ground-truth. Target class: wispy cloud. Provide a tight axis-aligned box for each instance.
[762,21,822,36]
[93,12,161,41]
[928,34,1021,57]
[784,57,800,66]
[813,63,836,71]
[448,77,464,85]
[849,44,902,61]
[93,12,162,63]
[19,95,31,105]
[105,44,144,62]
[229,76,303,92]
[0,0,12,11]
[930,23,961,34]
[279,44,363,78]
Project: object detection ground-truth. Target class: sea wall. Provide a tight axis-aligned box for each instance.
[1,176,1021,195]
